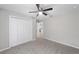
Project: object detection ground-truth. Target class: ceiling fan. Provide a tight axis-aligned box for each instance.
[29,4,53,17]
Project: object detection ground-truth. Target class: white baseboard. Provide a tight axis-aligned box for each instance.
[0,47,11,52]
[46,38,79,49]
[10,39,35,48]
[0,39,36,52]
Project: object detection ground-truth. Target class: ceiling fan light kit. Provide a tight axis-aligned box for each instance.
[39,12,43,15]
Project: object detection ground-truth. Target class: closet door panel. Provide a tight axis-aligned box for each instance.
[9,17,32,47]
[9,18,18,47]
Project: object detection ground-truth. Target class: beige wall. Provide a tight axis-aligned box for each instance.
[0,9,9,50]
[44,4,79,49]
[0,8,35,50]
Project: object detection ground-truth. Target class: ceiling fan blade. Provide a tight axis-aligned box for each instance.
[43,12,48,16]
[36,4,40,10]
[29,11,39,13]
[43,8,53,11]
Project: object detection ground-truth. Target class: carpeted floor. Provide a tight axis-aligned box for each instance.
[0,39,79,54]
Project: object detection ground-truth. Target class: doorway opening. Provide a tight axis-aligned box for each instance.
[36,20,44,39]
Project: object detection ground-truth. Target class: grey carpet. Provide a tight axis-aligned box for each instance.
[1,39,79,54]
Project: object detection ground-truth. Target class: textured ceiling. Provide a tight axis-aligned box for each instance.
[0,4,36,15]
[0,4,79,20]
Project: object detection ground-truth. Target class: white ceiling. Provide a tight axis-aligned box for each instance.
[0,4,36,15]
[0,4,79,19]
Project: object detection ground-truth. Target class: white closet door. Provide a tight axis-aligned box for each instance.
[9,17,32,47]
[9,18,18,47]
